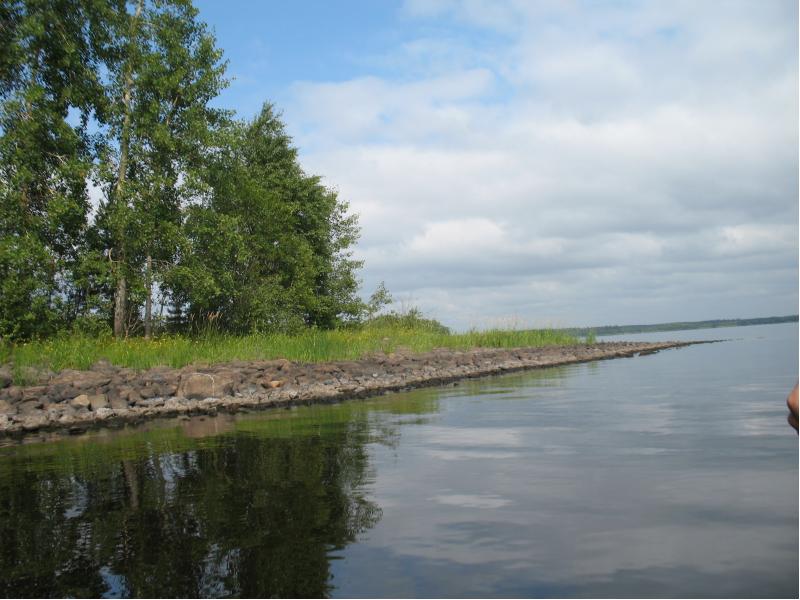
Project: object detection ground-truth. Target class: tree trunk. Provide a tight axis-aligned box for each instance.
[112,0,144,339]
[144,254,152,338]
[113,272,126,338]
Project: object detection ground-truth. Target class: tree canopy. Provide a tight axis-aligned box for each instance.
[0,0,368,340]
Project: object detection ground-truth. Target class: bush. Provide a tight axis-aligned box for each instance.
[363,308,450,335]
[71,314,113,338]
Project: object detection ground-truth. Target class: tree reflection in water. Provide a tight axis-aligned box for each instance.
[0,396,436,598]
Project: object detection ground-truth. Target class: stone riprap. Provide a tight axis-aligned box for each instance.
[0,341,702,436]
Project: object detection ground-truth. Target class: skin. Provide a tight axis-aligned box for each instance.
[787,383,798,433]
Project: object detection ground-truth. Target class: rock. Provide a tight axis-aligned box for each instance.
[94,407,114,420]
[0,399,12,414]
[50,369,84,385]
[20,410,48,431]
[109,396,130,410]
[178,372,234,399]
[17,400,43,414]
[70,394,91,409]
[136,398,164,408]
[138,385,157,399]
[21,386,48,402]
[70,372,112,390]
[158,383,178,396]
[46,383,74,402]
[0,366,12,389]
[267,380,284,389]
[164,397,189,412]
[6,386,22,402]
[88,394,108,411]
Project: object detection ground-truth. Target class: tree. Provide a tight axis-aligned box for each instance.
[0,3,367,340]
[366,281,393,319]
[167,104,364,333]
[0,0,117,339]
[92,0,227,338]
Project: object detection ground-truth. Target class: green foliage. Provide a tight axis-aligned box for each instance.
[0,2,365,341]
[366,281,393,319]
[0,0,112,339]
[0,234,60,339]
[363,307,450,335]
[171,103,364,333]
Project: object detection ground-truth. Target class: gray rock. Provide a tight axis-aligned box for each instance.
[0,366,12,389]
[88,394,108,411]
[70,394,91,409]
[70,372,112,390]
[17,400,43,414]
[94,407,114,420]
[20,410,48,431]
[21,386,48,402]
[137,385,157,399]
[109,396,130,410]
[178,372,234,399]
[137,398,164,408]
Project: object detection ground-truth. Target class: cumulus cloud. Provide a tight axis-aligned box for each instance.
[282,0,798,329]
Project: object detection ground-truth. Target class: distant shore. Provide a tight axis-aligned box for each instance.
[562,315,797,337]
[0,341,711,439]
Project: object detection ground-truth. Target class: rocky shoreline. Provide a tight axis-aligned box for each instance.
[0,341,704,438]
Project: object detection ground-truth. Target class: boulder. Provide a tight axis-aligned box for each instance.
[21,386,48,402]
[88,394,108,411]
[70,394,91,409]
[47,383,75,402]
[17,400,43,414]
[0,366,12,389]
[0,399,12,414]
[90,360,114,372]
[20,410,48,431]
[136,398,164,408]
[94,407,114,420]
[70,372,112,390]
[178,372,234,399]
[109,396,130,410]
[138,385,157,399]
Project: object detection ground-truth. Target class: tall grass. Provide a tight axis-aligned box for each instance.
[0,324,579,377]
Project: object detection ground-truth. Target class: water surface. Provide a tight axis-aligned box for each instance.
[0,323,797,597]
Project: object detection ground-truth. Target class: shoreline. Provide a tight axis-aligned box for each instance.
[0,341,711,439]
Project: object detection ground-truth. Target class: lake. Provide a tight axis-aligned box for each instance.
[0,322,796,598]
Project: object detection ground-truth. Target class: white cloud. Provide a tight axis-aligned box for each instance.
[281,0,798,329]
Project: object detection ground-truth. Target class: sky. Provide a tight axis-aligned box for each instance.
[194,0,798,330]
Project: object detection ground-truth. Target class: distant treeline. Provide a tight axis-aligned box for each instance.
[563,315,798,337]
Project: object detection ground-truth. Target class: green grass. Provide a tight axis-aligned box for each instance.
[0,325,579,380]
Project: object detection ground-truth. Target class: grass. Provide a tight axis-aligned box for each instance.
[0,324,580,380]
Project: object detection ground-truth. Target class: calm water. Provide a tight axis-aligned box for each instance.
[0,323,797,598]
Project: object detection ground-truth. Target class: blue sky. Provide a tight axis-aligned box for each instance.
[196,1,402,113]
[192,0,799,330]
